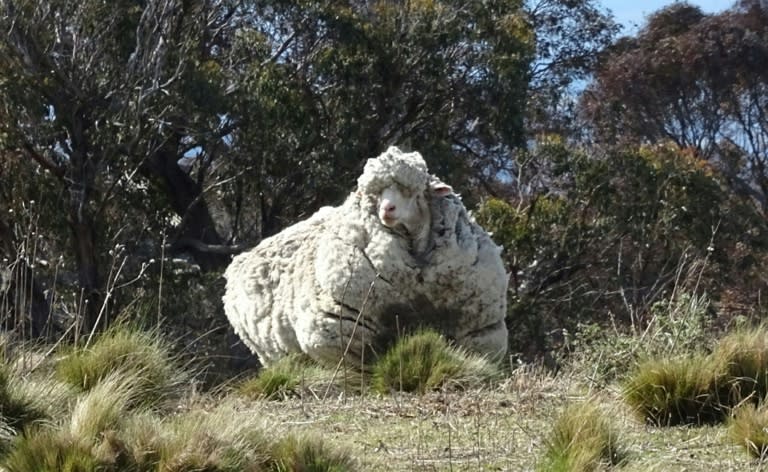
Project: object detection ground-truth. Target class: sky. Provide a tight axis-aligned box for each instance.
[601,0,735,33]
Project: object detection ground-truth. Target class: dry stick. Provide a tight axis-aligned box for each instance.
[84,254,128,349]
[75,288,86,345]
[30,320,80,372]
[26,211,40,340]
[45,257,62,339]
[158,229,166,327]
[322,276,378,401]
[337,258,358,401]
[397,314,403,394]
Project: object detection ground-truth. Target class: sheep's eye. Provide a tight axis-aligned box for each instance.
[396,183,412,197]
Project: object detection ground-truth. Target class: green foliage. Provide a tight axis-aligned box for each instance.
[55,324,184,405]
[538,399,623,472]
[269,435,356,472]
[370,330,501,394]
[478,138,761,358]
[729,402,768,459]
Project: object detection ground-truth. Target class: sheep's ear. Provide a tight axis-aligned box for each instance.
[430,182,453,197]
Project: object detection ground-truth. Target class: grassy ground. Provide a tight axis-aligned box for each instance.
[3,324,768,470]
[228,369,762,471]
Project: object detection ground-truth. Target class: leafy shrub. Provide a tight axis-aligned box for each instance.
[568,292,712,381]
[370,330,500,394]
[538,399,623,472]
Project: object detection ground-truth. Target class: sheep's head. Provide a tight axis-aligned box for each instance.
[377,181,452,233]
[357,147,453,249]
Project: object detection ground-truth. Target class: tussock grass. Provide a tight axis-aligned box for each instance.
[270,434,357,471]
[729,402,768,459]
[55,324,185,405]
[0,359,74,433]
[122,404,272,471]
[2,430,99,472]
[370,330,501,394]
[623,355,724,426]
[0,364,47,430]
[67,372,141,440]
[236,353,319,400]
[623,325,768,426]
[711,326,768,405]
[538,399,623,472]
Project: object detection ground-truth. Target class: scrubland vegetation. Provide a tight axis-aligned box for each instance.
[0,315,768,470]
[3,0,768,470]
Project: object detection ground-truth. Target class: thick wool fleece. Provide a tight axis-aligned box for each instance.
[222,147,508,367]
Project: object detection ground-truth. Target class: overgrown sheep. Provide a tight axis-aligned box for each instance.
[222,146,508,367]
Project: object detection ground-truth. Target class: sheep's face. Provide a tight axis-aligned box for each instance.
[377,182,453,238]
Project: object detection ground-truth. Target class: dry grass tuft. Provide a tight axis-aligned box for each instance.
[55,323,186,406]
[623,324,768,426]
[729,402,768,460]
[538,399,623,472]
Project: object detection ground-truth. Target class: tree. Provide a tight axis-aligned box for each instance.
[223,0,535,238]
[581,2,768,211]
[1,0,537,337]
[524,0,619,137]
[0,0,239,330]
[477,139,766,357]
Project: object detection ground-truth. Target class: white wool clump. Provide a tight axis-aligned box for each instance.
[356,146,429,195]
[223,146,508,367]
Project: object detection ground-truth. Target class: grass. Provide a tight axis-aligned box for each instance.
[729,402,768,460]
[623,324,768,426]
[3,319,768,470]
[370,330,501,394]
[121,404,273,470]
[2,430,100,472]
[55,323,185,405]
[236,353,321,400]
[270,435,357,471]
[538,399,623,472]
[622,354,724,426]
[711,325,768,405]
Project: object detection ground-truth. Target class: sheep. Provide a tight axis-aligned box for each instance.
[222,146,508,367]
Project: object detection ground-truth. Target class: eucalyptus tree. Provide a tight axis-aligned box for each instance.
[0,0,241,330]
[582,1,768,211]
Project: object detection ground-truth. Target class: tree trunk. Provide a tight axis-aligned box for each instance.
[70,201,103,333]
[146,139,230,271]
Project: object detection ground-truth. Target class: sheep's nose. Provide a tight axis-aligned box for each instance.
[384,203,396,213]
